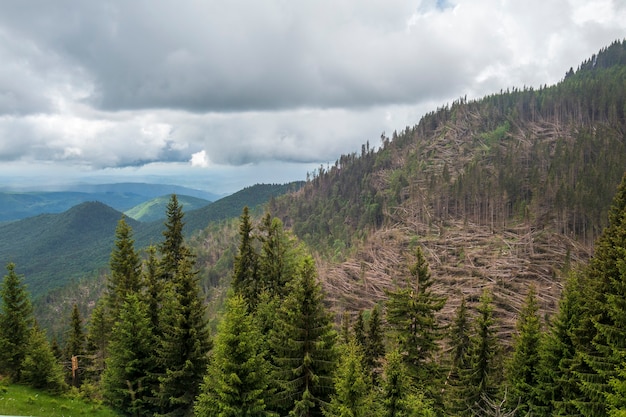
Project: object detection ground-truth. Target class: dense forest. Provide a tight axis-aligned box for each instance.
[2,41,626,416]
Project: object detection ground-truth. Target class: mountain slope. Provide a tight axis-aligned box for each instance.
[0,201,139,297]
[0,182,302,300]
[265,40,626,338]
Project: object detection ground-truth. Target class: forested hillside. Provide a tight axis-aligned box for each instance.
[262,39,626,332]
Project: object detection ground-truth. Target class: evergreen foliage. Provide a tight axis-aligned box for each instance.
[108,217,142,315]
[0,262,34,382]
[506,286,541,414]
[20,323,66,392]
[325,340,379,417]
[195,294,272,417]
[385,247,446,402]
[444,296,472,414]
[381,349,436,417]
[457,289,502,416]
[102,293,157,417]
[65,303,86,360]
[232,206,260,308]
[364,304,385,382]
[270,255,338,417]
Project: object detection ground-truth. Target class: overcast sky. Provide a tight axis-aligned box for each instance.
[0,0,624,194]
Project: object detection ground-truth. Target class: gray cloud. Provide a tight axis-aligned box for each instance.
[0,0,624,192]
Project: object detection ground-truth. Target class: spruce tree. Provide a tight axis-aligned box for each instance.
[270,255,337,417]
[574,173,626,416]
[0,262,34,382]
[444,296,472,414]
[533,272,583,416]
[65,304,85,359]
[195,294,272,417]
[21,323,66,393]
[155,253,211,417]
[385,247,446,400]
[364,304,385,383]
[103,293,157,417]
[381,349,436,417]
[65,303,86,387]
[84,297,110,381]
[159,194,187,282]
[325,340,379,417]
[458,289,501,416]
[108,217,142,315]
[232,206,260,308]
[506,286,542,414]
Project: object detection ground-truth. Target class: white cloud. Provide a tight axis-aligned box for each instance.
[190,150,210,168]
[0,0,623,193]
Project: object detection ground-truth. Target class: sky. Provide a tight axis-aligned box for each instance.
[0,1,624,195]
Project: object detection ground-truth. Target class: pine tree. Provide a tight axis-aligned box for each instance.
[108,217,142,315]
[65,304,85,358]
[195,294,272,417]
[65,303,86,387]
[159,194,187,282]
[84,297,110,382]
[573,173,626,416]
[21,323,66,393]
[0,262,34,382]
[354,311,367,349]
[232,206,260,308]
[381,349,436,417]
[325,340,379,417]
[444,296,472,414]
[103,293,157,417]
[270,255,337,417]
[385,247,446,400]
[533,272,582,416]
[506,286,542,414]
[155,253,211,417]
[458,289,502,416]
[258,213,297,298]
[364,304,385,383]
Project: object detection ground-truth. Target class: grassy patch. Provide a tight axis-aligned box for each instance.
[0,383,120,417]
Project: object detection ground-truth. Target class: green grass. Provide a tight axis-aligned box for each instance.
[0,383,120,417]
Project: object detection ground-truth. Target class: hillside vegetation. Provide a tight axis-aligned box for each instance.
[260,40,626,333]
[124,195,211,222]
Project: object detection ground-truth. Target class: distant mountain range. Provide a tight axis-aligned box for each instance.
[0,183,224,222]
[0,182,303,298]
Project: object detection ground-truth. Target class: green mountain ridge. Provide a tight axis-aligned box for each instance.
[124,195,212,222]
[0,183,302,300]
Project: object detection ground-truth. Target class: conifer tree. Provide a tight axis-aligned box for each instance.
[381,349,436,417]
[577,173,626,416]
[270,255,337,417]
[84,297,110,381]
[108,217,142,315]
[103,293,157,417]
[458,289,502,416]
[354,311,367,349]
[65,303,86,387]
[155,252,211,417]
[159,194,187,282]
[532,272,583,416]
[385,247,446,400]
[364,304,385,382]
[65,304,85,360]
[444,296,471,414]
[21,322,66,393]
[325,340,379,417]
[506,286,541,414]
[195,294,272,417]
[258,213,296,298]
[232,206,260,308]
[0,262,34,382]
